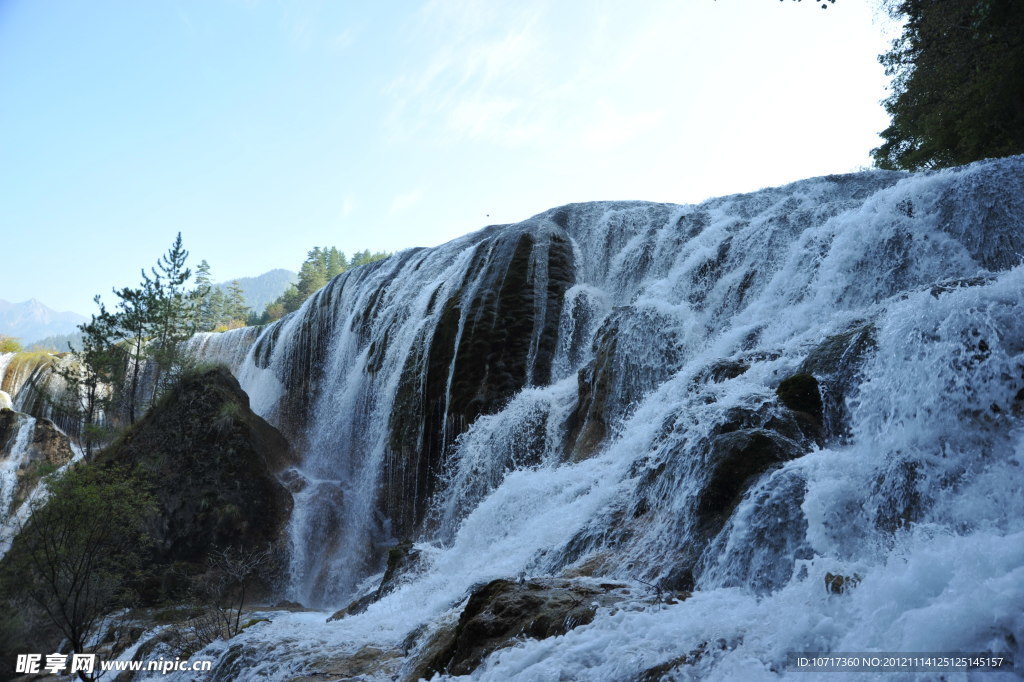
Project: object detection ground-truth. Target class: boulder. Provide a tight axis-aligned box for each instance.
[565,306,684,461]
[422,578,632,677]
[95,366,295,594]
[695,428,804,535]
[775,373,823,422]
[797,322,876,441]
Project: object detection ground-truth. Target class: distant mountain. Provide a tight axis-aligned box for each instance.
[0,299,87,345]
[213,269,297,314]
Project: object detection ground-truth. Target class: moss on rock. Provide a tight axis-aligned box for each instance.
[96,366,294,598]
[422,578,632,677]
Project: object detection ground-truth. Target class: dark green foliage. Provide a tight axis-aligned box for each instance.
[95,366,293,589]
[194,259,224,332]
[194,261,253,331]
[223,280,250,327]
[873,0,1024,169]
[0,465,155,665]
[68,233,201,432]
[259,246,390,322]
[53,296,122,455]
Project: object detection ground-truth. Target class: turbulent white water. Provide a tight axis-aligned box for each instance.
[179,157,1024,680]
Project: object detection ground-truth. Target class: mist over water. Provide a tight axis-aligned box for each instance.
[179,157,1024,680]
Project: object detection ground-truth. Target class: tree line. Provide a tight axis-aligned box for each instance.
[786,0,1023,169]
[872,0,1024,170]
[59,236,388,454]
[58,233,199,452]
[257,247,389,323]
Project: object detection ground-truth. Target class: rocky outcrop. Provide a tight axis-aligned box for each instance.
[797,322,876,442]
[0,409,75,519]
[96,366,294,591]
[420,578,633,677]
[327,540,424,621]
[565,306,684,461]
[386,228,575,536]
[695,428,805,536]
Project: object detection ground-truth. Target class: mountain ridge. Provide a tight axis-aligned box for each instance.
[0,298,88,344]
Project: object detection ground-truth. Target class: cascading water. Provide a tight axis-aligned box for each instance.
[0,414,36,524]
[173,156,1023,680]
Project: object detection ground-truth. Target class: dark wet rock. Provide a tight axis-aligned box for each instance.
[798,323,876,442]
[700,359,750,383]
[326,541,423,622]
[578,401,815,595]
[401,617,460,682]
[96,366,294,595]
[695,428,804,536]
[929,274,995,298]
[377,540,422,599]
[634,639,741,682]
[872,459,923,533]
[563,314,618,461]
[386,228,575,537]
[775,373,823,422]
[327,592,375,622]
[565,306,684,461]
[290,646,405,682]
[636,642,710,682]
[423,578,632,677]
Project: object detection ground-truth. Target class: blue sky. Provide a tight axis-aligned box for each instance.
[0,0,895,316]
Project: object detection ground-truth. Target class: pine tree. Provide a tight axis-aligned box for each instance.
[144,233,196,405]
[194,260,223,333]
[224,280,250,326]
[326,247,348,278]
[112,283,154,425]
[259,245,391,322]
[297,247,329,299]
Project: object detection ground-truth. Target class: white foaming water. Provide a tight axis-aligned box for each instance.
[176,157,1024,680]
[0,414,36,525]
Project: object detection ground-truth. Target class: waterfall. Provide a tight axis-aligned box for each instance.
[177,156,1023,679]
[0,414,36,524]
